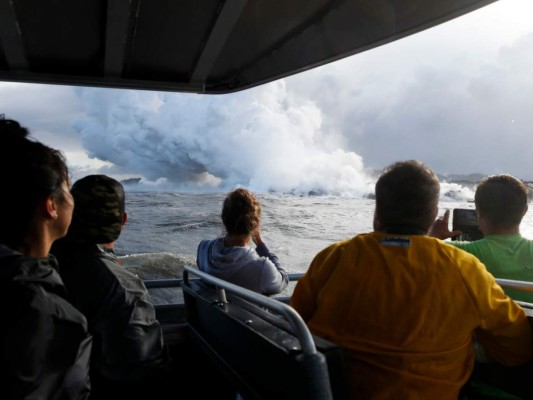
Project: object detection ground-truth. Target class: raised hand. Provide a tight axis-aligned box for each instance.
[251,227,264,246]
[428,209,462,239]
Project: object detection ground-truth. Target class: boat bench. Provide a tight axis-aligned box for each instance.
[181,268,349,400]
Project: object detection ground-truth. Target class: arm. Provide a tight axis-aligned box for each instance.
[291,261,319,323]
[252,228,289,294]
[291,238,358,323]
[290,243,343,322]
[5,284,91,399]
[5,287,51,398]
[121,293,164,363]
[462,258,533,366]
[93,259,163,380]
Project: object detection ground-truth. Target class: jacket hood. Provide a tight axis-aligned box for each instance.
[0,243,65,294]
[197,238,259,277]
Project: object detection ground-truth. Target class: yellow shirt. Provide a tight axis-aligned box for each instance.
[291,232,533,400]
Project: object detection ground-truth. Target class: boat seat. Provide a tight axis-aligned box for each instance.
[181,271,349,400]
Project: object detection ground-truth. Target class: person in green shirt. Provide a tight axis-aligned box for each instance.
[430,174,533,302]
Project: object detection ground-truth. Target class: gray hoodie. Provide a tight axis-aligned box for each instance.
[196,237,289,295]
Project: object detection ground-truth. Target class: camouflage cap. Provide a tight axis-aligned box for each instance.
[67,175,125,243]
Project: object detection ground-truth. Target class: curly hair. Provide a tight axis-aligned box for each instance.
[475,174,528,228]
[221,188,261,235]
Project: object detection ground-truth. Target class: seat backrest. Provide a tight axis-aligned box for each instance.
[181,276,348,400]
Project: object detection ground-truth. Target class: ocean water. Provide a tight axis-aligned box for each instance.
[116,190,533,304]
[116,192,375,277]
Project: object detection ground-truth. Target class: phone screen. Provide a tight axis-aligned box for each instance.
[452,209,483,241]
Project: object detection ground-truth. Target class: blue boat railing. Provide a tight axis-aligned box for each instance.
[182,267,318,355]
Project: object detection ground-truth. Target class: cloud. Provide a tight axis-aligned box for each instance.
[281,18,533,179]
[0,82,84,151]
[1,0,532,190]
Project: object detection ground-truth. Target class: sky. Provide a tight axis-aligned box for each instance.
[1,0,532,195]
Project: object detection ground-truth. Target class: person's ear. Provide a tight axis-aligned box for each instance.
[122,211,128,226]
[373,204,381,231]
[45,196,58,220]
[431,206,438,222]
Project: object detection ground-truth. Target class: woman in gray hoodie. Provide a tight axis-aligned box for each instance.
[197,188,289,295]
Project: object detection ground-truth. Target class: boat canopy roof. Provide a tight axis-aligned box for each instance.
[0,0,497,94]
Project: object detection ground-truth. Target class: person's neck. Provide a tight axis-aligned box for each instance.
[16,229,52,258]
[100,242,116,250]
[224,234,250,247]
[380,224,427,236]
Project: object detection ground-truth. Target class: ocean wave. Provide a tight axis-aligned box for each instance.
[120,252,195,280]
[439,182,475,202]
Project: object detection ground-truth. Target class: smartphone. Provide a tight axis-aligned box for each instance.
[452,208,483,241]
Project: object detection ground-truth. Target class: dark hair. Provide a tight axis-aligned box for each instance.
[67,175,125,243]
[0,116,69,248]
[375,160,440,231]
[221,188,261,235]
[475,174,528,228]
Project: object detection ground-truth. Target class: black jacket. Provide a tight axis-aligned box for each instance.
[52,241,163,383]
[0,244,92,400]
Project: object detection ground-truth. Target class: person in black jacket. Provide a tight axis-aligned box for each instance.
[0,116,92,400]
[51,175,164,399]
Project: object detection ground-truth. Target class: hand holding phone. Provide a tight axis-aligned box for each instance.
[452,209,483,241]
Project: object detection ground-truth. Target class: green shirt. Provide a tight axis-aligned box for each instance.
[452,234,533,303]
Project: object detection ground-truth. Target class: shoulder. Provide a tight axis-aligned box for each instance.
[317,236,360,254]
[11,275,88,329]
[313,233,378,258]
[427,236,485,262]
[3,253,66,294]
[514,234,533,247]
[0,254,86,320]
[198,238,214,247]
[307,236,366,274]
[94,249,150,298]
[198,238,220,252]
[435,240,496,284]
[85,246,123,282]
[61,244,124,292]
[451,237,487,250]
[94,251,144,291]
[55,242,109,267]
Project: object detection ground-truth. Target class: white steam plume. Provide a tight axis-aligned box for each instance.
[74,81,373,196]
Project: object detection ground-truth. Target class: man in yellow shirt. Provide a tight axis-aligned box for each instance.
[291,160,533,399]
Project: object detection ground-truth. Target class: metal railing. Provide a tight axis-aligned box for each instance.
[495,278,533,293]
[144,272,304,289]
[144,273,533,307]
[146,273,533,292]
[182,267,317,356]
